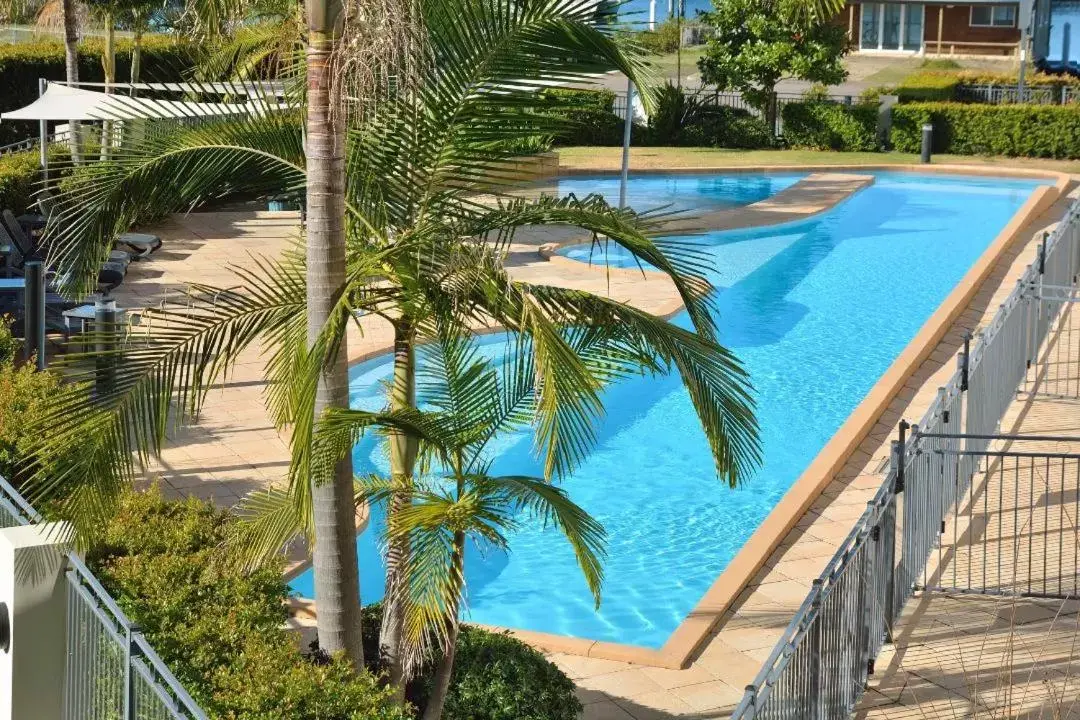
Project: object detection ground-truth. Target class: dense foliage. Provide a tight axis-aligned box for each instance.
[89,488,409,720]
[0,149,46,215]
[635,18,682,54]
[697,0,848,127]
[538,87,625,145]
[781,101,879,151]
[892,102,1080,158]
[358,606,581,720]
[644,84,773,147]
[0,36,195,145]
[85,487,583,720]
[894,71,960,102]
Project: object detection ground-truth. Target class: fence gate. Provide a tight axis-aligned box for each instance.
[908,433,1080,599]
[1027,283,1080,399]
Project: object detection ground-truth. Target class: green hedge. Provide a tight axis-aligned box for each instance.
[893,102,1080,158]
[894,71,960,102]
[0,36,196,145]
[91,488,410,720]
[90,487,582,720]
[0,149,45,214]
[781,101,879,151]
[538,88,624,146]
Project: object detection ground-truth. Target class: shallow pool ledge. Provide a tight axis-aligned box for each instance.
[537,172,875,268]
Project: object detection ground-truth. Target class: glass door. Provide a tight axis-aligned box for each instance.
[903,3,924,51]
[882,3,902,49]
[861,3,881,49]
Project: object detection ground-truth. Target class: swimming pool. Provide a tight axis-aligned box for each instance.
[290,171,1046,648]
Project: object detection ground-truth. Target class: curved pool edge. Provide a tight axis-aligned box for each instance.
[284,165,1071,670]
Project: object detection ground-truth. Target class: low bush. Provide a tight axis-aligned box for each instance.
[538,88,624,146]
[360,606,581,720]
[640,83,772,148]
[90,487,582,720]
[895,71,960,102]
[90,488,409,720]
[0,149,45,215]
[781,101,879,151]
[635,18,681,54]
[892,102,1080,158]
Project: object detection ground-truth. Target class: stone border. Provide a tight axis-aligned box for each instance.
[290,164,1071,670]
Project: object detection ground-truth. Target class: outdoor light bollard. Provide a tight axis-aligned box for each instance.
[920,123,933,164]
[94,300,120,397]
[23,260,45,371]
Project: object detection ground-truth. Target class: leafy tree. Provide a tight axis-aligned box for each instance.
[697,0,849,132]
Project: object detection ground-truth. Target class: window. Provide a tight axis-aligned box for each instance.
[970,5,1017,27]
[859,3,924,51]
[861,3,881,49]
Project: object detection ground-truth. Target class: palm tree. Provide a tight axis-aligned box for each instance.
[25,0,897,701]
[312,328,608,718]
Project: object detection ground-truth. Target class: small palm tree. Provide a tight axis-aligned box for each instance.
[312,328,607,718]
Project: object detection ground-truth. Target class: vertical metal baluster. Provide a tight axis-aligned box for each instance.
[1029,458,1035,594]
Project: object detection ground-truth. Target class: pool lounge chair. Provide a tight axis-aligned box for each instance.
[25,192,162,259]
[0,212,124,294]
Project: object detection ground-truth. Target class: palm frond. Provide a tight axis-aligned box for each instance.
[484,474,605,606]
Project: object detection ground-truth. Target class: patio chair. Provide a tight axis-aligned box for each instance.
[27,191,162,259]
[0,213,124,294]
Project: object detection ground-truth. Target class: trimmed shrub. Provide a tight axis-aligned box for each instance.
[892,102,1080,158]
[781,101,879,151]
[0,149,45,215]
[635,18,681,54]
[538,87,624,146]
[0,36,196,145]
[90,488,409,720]
[683,106,773,148]
[359,605,581,720]
[895,71,960,102]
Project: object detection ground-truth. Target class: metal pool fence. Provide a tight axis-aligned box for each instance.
[731,196,1080,719]
[955,84,1068,105]
[0,475,208,720]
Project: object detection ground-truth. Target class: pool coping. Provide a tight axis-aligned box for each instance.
[288,164,1071,670]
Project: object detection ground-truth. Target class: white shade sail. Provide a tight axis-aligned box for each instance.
[0,83,248,122]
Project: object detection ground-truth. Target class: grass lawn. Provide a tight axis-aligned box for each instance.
[556,146,1080,174]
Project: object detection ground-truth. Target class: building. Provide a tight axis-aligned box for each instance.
[842,1,1023,56]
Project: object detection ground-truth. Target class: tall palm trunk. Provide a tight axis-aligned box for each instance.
[305,29,365,669]
[62,0,81,163]
[420,530,464,720]
[381,323,417,696]
[100,12,115,161]
[130,25,143,90]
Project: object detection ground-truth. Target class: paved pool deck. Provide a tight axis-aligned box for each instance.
[110,167,1077,719]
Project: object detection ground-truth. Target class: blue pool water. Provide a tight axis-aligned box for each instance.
[291,172,1045,648]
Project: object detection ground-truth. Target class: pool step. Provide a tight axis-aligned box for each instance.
[667,172,875,234]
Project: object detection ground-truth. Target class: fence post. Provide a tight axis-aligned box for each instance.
[23,260,45,370]
[808,578,824,720]
[94,300,120,398]
[960,332,970,391]
[894,420,909,493]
